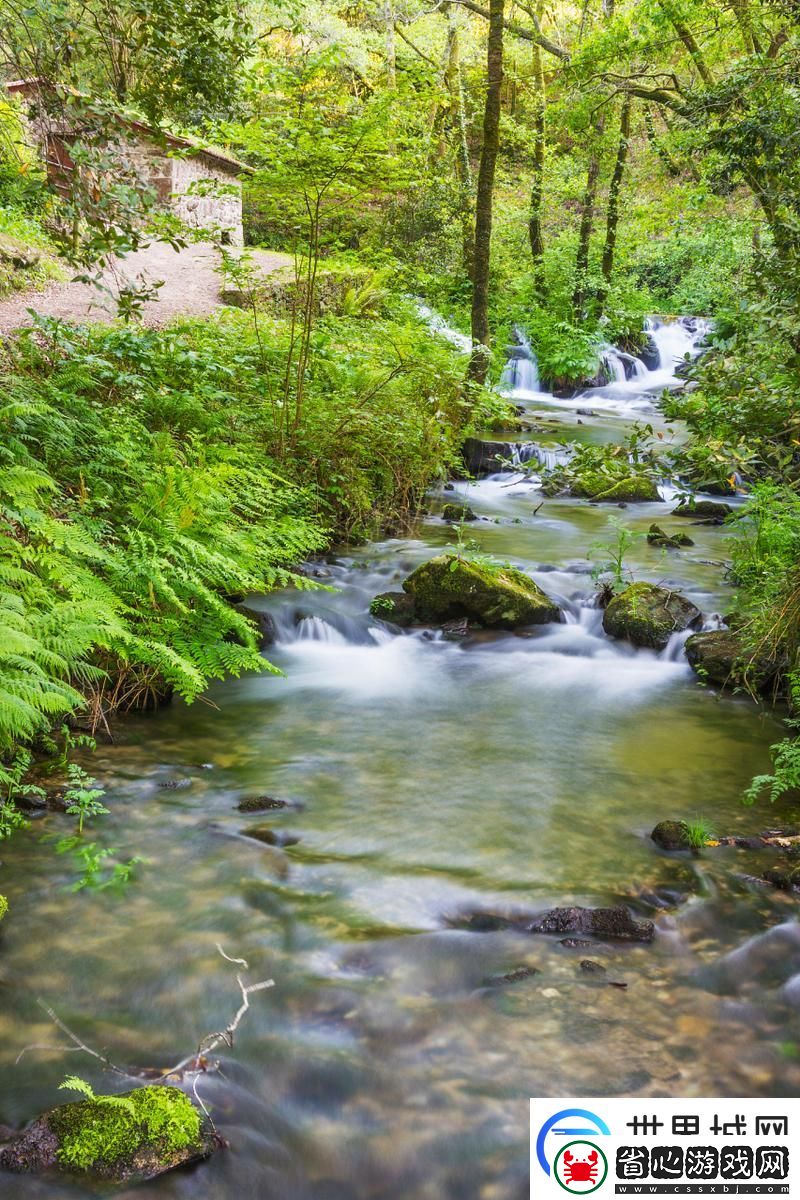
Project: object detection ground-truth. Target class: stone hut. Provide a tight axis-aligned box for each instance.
[5,80,250,246]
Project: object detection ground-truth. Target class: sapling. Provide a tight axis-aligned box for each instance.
[63,764,109,834]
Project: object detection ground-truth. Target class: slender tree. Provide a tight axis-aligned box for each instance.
[597,95,632,312]
[528,13,547,296]
[468,0,504,384]
[571,114,605,317]
[444,8,475,278]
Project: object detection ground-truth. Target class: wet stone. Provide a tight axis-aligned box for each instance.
[482,966,540,988]
[441,503,477,523]
[442,617,470,640]
[671,499,733,524]
[526,905,655,943]
[244,826,301,848]
[651,820,690,851]
[647,523,694,548]
[237,795,290,812]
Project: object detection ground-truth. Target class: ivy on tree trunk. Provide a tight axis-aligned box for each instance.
[468,0,504,385]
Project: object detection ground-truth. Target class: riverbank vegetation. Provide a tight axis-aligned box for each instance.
[1,0,800,822]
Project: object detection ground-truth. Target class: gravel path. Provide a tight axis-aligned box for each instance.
[0,241,292,333]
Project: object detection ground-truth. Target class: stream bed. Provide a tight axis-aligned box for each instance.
[1,319,799,1199]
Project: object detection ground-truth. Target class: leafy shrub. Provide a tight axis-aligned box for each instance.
[0,299,471,810]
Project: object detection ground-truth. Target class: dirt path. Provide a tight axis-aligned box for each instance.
[0,242,292,333]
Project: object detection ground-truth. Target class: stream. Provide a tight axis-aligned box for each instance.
[1,318,799,1199]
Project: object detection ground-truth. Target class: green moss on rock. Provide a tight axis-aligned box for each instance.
[671,499,733,524]
[0,1085,213,1182]
[603,582,701,650]
[570,472,660,502]
[651,820,691,851]
[53,1085,200,1173]
[647,523,694,548]
[441,502,477,522]
[402,554,560,629]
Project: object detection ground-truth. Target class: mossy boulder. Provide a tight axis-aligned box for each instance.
[369,590,417,627]
[568,473,660,503]
[0,233,41,269]
[0,1085,214,1182]
[671,499,733,524]
[603,582,701,650]
[684,629,777,693]
[441,502,477,522]
[402,554,560,629]
[651,820,691,851]
[647,523,694,548]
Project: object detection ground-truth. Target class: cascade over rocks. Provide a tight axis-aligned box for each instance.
[603,582,702,650]
[401,554,560,629]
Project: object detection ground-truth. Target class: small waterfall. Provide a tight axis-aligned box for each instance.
[660,628,694,662]
[601,344,648,383]
[416,302,472,354]
[644,315,711,376]
[294,616,349,644]
[500,327,541,394]
[514,442,570,472]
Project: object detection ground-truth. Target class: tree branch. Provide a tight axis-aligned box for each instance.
[440,0,570,60]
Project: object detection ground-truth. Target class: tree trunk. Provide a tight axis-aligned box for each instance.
[445,9,475,278]
[644,106,680,176]
[571,115,605,317]
[597,96,632,311]
[468,0,504,384]
[528,6,547,297]
[383,0,397,88]
[660,3,714,86]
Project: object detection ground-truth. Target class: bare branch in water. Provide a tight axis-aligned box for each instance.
[16,945,274,1103]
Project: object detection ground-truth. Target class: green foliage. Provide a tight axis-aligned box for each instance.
[683,816,716,851]
[0,295,470,814]
[743,728,800,806]
[53,1082,201,1172]
[0,895,8,921]
[63,764,108,834]
[590,517,642,596]
[728,484,800,685]
[541,434,662,503]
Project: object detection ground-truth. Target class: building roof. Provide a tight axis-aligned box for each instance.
[4,79,253,175]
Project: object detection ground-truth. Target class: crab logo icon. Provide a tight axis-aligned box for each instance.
[554,1141,608,1194]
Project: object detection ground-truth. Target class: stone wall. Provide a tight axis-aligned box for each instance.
[127,138,244,246]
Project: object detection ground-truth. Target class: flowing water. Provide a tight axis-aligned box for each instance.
[1,318,799,1200]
